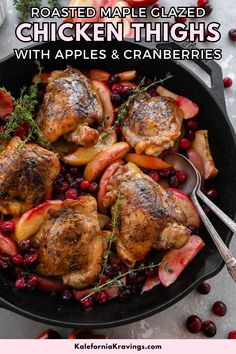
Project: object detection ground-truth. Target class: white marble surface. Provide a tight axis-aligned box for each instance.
[0,0,235,339]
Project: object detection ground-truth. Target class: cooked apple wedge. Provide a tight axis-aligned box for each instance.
[91,80,114,128]
[141,270,160,294]
[191,130,218,180]
[52,138,77,155]
[0,232,18,256]
[158,235,205,287]
[166,188,200,228]
[90,69,110,81]
[15,200,63,242]
[118,70,137,81]
[156,86,199,119]
[63,130,117,166]
[84,142,130,182]
[125,153,171,170]
[187,149,205,177]
[98,159,125,213]
[36,275,66,293]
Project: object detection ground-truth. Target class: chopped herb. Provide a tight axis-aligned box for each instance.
[163,263,174,273]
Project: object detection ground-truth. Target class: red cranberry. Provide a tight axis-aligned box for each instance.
[229,29,236,42]
[54,180,70,193]
[15,276,27,289]
[188,224,199,235]
[23,249,39,265]
[65,173,73,181]
[180,138,191,150]
[62,289,73,301]
[27,275,38,289]
[14,126,27,139]
[168,174,179,188]
[53,193,65,201]
[0,255,11,269]
[80,180,90,191]
[197,281,211,294]
[103,223,112,231]
[204,3,213,16]
[206,188,218,200]
[70,167,79,176]
[108,73,120,87]
[12,254,23,266]
[177,171,187,183]
[100,274,110,285]
[186,315,202,333]
[202,320,217,337]
[175,17,187,23]
[158,168,175,179]
[228,331,236,339]
[223,77,233,88]
[80,296,93,310]
[65,188,79,200]
[148,88,158,97]
[89,182,98,194]
[197,0,208,6]
[111,92,122,106]
[187,130,195,141]
[212,301,227,317]
[148,170,159,182]
[95,291,108,304]
[0,220,15,234]
[60,164,67,174]
[18,239,31,253]
[119,86,133,97]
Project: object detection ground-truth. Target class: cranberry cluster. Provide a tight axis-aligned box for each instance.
[53,163,98,201]
[147,167,187,188]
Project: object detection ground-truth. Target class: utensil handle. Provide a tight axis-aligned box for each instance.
[197,189,236,234]
[191,193,236,281]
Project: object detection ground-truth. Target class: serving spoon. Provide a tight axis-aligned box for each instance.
[165,152,236,282]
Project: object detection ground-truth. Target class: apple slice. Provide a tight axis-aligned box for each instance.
[191,130,218,180]
[125,153,171,170]
[15,200,63,242]
[141,270,160,294]
[112,81,138,91]
[92,80,115,128]
[187,149,205,177]
[0,232,18,256]
[0,89,14,118]
[166,188,200,227]
[52,138,77,155]
[63,130,117,166]
[36,275,66,293]
[90,69,110,81]
[158,235,205,287]
[156,86,199,119]
[84,142,130,182]
[98,159,125,213]
[118,70,137,81]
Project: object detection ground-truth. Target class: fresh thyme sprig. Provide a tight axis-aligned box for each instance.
[101,72,174,140]
[80,262,160,302]
[13,0,61,22]
[98,193,121,286]
[0,61,52,153]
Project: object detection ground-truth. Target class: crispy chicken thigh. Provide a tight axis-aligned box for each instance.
[0,137,60,216]
[103,163,190,267]
[35,197,103,289]
[121,94,183,156]
[37,67,103,147]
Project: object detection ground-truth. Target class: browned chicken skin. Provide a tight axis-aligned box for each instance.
[35,197,103,289]
[121,94,183,156]
[37,67,103,147]
[103,163,190,267]
[0,137,60,216]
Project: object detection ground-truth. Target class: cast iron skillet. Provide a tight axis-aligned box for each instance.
[0,39,235,329]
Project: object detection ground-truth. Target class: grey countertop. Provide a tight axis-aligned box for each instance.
[0,0,235,339]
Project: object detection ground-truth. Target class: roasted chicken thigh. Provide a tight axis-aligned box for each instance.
[121,94,183,156]
[35,197,103,289]
[0,137,60,216]
[103,162,190,267]
[37,67,103,147]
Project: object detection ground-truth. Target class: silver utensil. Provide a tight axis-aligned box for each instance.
[165,152,236,281]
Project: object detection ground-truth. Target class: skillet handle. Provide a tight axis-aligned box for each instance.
[154,41,227,115]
